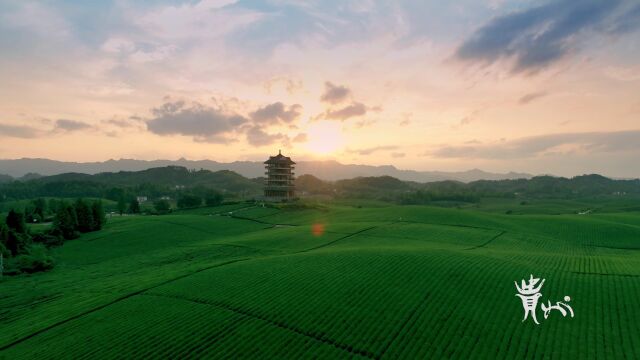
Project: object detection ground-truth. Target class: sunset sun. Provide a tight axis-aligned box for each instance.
[305,121,344,155]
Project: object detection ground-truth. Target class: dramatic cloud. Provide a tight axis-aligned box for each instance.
[323,102,367,121]
[320,82,351,104]
[147,100,247,143]
[0,123,41,138]
[54,119,91,131]
[431,130,640,159]
[250,102,302,124]
[245,125,288,146]
[519,92,548,105]
[348,145,399,156]
[145,98,303,145]
[455,0,640,73]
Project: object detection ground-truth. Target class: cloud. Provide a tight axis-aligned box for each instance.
[519,91,548,105]
[245,125,288,146]
[458,109,482,127]
[264,77,303,94]
[431,130,640,159]
[104,118,136,128]
[391,152,406,158]
[0,123,41,138]
[101,37,136,54]
[0,119,92,138]
[54,119,92,131]
[320,82,351,104]
[354,119,377,128]
[145,98,304,145]
[135,0,262,41]
[399,112,412,126]
[129,44,176,63]
[604,65,640,82]
[102,117,146,135]
[348,145,399,155]
[606,3,640,34]
[323,102,367,121]
[1,2,71,40]
[292,133,307,143]
[455,0,640,73]
[147,100,247,143]
[250,102,302,124]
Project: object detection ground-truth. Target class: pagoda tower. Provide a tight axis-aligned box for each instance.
[264,150,296,201]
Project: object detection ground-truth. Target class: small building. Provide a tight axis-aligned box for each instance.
[136,196,148,203]
[264,150,296,201]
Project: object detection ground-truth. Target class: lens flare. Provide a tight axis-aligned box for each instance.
[312,223,325,236]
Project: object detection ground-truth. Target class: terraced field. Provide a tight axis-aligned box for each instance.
[1,203,639,359]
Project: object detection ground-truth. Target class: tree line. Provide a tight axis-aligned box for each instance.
[1,198,105,275]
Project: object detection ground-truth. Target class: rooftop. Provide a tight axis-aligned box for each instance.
[264,150,296,165]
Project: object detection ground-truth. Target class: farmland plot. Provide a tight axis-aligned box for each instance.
[1,204,639,359]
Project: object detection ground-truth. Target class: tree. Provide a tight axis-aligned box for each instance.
[177,194,201,208]
[153,199,171,214]
[0,224,10,256]
[91,200,106,230]
[129,199,141,214]
[6,209,27,234]
[13,243,55,274]
[48,198,62,214]
[32,231,64,248]
[33,198,46,219]
[204,190,224,207]
[75,198,94,233]
[4,230,31,256]
[3,211,31,256]
[117,197,126,215]
[52,202,79,240]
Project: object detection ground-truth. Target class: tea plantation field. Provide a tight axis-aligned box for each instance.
[1,202,639,359]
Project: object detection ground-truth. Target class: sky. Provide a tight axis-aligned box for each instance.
[0,0,639,177]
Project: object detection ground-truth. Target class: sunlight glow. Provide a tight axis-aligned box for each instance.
[305,121,344,155]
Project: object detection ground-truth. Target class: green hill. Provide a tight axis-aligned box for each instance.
[0,166,262,201]
[1,168,639,207]
[0,174,13,184]
[1,202,638,358]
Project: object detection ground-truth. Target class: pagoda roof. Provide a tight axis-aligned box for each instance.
[264,150,296,164]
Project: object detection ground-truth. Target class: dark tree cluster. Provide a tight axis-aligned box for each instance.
[399,189,480,205]
[51,199,106,240]
[176,189,223,209]
[0,208,54,275]
[0,199,107,276]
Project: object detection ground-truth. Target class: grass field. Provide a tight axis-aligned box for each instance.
[1,201,639,359]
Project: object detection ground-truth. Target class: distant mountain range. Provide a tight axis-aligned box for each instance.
[0,158,532,183]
